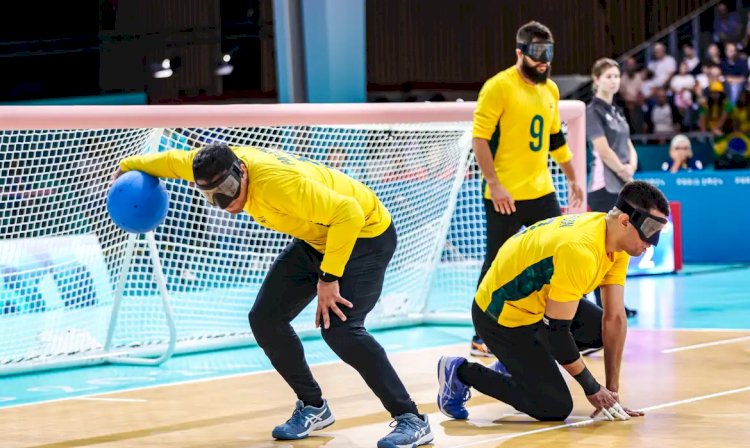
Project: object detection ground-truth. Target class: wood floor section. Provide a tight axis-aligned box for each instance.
[2,329,750,448]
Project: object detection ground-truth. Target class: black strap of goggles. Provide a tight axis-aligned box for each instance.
[615,197,667,224]
[614,197,635,216]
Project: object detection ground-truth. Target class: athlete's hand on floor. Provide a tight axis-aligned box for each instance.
[587,387,630,421]
[487,182,516,215]
[316,280,353,329]
[618,406,645,418]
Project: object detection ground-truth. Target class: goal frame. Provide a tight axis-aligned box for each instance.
[0,101,586,374]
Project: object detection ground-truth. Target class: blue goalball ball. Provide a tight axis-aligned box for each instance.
[107,171,169,234]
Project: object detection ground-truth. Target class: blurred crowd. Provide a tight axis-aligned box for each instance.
[621,3,750,141]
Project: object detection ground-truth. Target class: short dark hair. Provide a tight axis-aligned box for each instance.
[192,142,237,183]
[618,181,670,216]
[516,21,553,43]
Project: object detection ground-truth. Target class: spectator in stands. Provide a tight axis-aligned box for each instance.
[669,66,698,132]
[699,81,731,136]
[713,2,742,45]
[661,134,703,173]
[620,57,645,133]
[720,42,748,104]
[704,43,722,67]
[647,43,676,88]
[640,69,658,102]
[695,62,718,90]
[670,61,697,94]
[729,80,750,133]
[670,62,698,131]
[682,43,701,75]
[644,87,680,141]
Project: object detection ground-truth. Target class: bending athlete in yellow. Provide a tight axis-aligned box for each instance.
[114,143,433,448]
[438,181,669,423]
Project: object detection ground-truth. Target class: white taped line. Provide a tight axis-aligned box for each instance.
[449,385,750,448]
[661,335,750,353]
[72,397,147,403]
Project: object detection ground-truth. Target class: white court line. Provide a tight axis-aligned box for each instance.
[449,385,750,448]
[0,342,470,410]
[3,328,749,411]
[72,397,147,403]
[661,335,750,353]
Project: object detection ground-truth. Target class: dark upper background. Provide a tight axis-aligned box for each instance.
[0,0,714,104]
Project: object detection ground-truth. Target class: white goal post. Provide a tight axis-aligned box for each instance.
[0,101,586,375]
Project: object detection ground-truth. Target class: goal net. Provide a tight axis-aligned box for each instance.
[0,102,585,374]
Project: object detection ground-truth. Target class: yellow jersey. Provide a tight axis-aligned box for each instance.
[475,213,629,328]
[472,66,573,201]
[120,146,392,277]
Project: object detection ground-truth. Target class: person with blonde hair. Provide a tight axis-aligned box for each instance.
[662,135,703,173]
[585,57,640,318]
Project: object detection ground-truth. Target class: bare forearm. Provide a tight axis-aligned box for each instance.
[558,160,578,184]
[561,356,586,377]
[472,138,500,186]
[603,316,627,392]
[628,142,639,170]
[597,146,628,174]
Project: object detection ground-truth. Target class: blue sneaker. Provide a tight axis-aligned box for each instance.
[377,413,434,448]
[437,356,471,419]
[490,359,510,376]
[271,399,335,440]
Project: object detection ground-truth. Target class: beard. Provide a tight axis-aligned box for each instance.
[520,58,551,84]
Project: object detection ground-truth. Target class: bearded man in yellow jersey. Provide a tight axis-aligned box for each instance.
[468,21,585,357]
[438,181,668,423]
[113,143,433,448]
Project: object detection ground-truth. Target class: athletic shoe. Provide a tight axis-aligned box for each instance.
[271,399,335,440]
[470,335,494,357]
[377,413,434,448]
[437,356,471,419]
[489,359,510,376]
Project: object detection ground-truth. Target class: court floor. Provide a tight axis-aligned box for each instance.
[2,264,750,447]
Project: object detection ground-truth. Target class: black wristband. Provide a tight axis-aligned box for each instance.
[573,367,601,396]
[319,272,340,282]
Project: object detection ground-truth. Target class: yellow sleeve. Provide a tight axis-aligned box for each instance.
[548,243,597,302]
[600,252,630,286]
[119,149,198,181]
[472,78,503,140]
[548,84,573,165]
[261,174,366,277]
